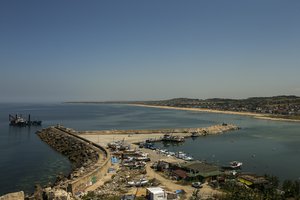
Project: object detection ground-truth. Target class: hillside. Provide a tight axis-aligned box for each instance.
[133,96,300,118]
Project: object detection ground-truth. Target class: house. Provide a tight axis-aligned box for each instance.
[146,187,167,200]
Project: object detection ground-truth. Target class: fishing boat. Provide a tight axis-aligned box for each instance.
[230,161,243,169]
[162,134,185,142]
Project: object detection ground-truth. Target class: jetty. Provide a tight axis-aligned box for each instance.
[79,124,239,145]
[36,125,110,197]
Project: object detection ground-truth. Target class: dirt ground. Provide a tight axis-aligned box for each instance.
[80,134,222,199]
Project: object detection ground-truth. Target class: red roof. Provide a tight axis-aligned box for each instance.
[173,169,188,179]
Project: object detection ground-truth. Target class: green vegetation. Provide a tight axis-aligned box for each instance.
[134,96,300,119]
[220,177,300,200]
[82,192,147,200]
[282,180,300,199]
[219,181,282,200]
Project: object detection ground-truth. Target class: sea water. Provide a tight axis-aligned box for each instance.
[0,103,300,195]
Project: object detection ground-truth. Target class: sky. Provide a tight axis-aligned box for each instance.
[1,0,300,102]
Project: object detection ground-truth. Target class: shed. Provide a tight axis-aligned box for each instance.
[181,161,222,181]
[172,169,188,180]
[146,187,167,200]
[121,194,135,200]
[238,174,269,189]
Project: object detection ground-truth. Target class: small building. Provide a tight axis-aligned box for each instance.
[157,160,170,171]
[237,174,269,190]
[172,169,188,180]
[121,194,135,200]
[156,158,184,172]
[180,161,223,182]
[146,187,167,200]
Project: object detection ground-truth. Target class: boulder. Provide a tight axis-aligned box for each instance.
[0,191,24,200]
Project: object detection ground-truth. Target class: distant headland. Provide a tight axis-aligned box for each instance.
[66,95,300,122]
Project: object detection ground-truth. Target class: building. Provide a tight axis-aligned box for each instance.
[146,187,167,200]
[172,169,188,180]
[180,161,223,182]
[156,159,222,182]
[238,174,269,190]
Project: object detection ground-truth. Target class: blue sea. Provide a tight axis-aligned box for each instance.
[0,103,300,195]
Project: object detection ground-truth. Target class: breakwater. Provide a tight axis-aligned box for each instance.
[79,123,239,137]
[37,126,110,196]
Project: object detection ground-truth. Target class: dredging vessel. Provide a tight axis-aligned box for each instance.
[9,114,42,127]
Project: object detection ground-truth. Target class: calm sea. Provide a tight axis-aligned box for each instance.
[0,103,300,195]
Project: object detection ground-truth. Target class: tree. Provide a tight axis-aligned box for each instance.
[189,189,202,200]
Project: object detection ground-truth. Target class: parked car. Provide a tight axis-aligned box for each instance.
[192,182,203,188]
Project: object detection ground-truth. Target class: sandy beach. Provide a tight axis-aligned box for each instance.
[130,104,300,123]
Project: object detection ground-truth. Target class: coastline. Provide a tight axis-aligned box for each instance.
[129,104,300,123]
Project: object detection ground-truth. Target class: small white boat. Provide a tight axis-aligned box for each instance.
[183,156,194,161]
[230,161,243,168]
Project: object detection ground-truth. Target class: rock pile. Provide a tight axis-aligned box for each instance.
[37,127,100,190]
[38,127,98,169]
[27,186,75,200]
[43,188,74,200]
[0,191,24,200]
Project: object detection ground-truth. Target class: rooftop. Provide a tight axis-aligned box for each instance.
[147,187,165,194]
[181,161,222,178]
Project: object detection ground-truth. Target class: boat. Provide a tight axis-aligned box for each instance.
[162,134,185,142]
[230,161,243,169]
[191,132,199,137]
[127,178,149,187]
[192,182,203,188]
[183,156,194,161]
[175,151,186,159]
[9,114,42,127]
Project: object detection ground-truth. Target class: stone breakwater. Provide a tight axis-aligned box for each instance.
[79,124,239,137]
[36,126,110,196]
[37,126,98,171]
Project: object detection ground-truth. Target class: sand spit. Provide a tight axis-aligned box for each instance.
[130,104,300,123]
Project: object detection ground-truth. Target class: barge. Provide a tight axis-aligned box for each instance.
[9,114,42,127]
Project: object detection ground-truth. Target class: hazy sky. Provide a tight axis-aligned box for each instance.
[1,1,300,102]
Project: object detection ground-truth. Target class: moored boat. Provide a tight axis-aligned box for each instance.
[230,161,243,169]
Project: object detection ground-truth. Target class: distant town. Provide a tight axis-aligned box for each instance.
[131,96,300,120]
